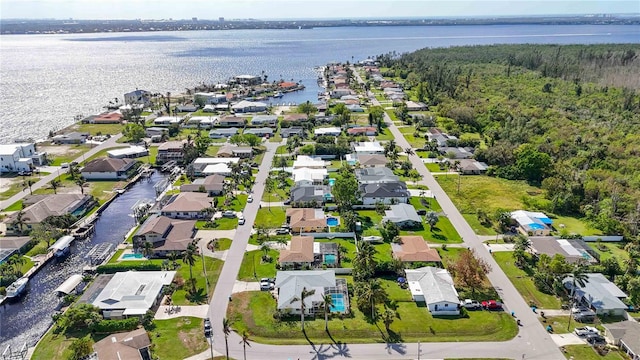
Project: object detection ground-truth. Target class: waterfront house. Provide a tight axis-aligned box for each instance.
[0,237,32,263]
[194,92,227,104]
[160,192,213,219]
[180,174,225,196]
[209,127,240,139]
[0,143,43,173]
[85,271,176,319]
[330,89,352,99]
[355,167,398,184]
[107,146,148,159]
[92,328,151,360]
[383,203,422,229]
[243,127,273,137]
[81,158,139,180]
[201,163,232,176]
[603,321,640,360]
[91,111,123,124]
[52,132,89,144]
[275,270,349,315]
[360,181,409,205]
[156,140,186,165]
[133,214,196,257]
[233,75,262,85]
[405,267,460,315]
[217,116,246,127]
[511,210,553,236]
[564,273,628,316]
[250,114,278,127]
[191,157,240,176]
[4,194,94,234]
[124,89,152,106]
[231,100,267,113]
[392,236,442,264]
[286,208,327,233]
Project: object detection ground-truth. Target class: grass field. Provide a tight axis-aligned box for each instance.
[254,207,287,228]
[492,252,562,309]
[151,317,209,359]
[591,242,630,262]
[238,249,279,281]
[171,256,223,305]
[562,345,628,360]
[76,123,124,135]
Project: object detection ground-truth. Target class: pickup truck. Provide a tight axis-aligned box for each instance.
[461,299,481,310]
[574,326,599,337]
[481,300,503,310]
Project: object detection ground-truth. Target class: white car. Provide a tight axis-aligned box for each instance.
[461,299,481,310]
[574,326,599,337]
[238,213,245,225]
[247,195,253,203]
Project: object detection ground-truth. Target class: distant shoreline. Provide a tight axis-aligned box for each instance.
[2,16,639,35]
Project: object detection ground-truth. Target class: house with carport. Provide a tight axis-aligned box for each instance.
[160,192,213,219]
[603,321,640,360]
[405,267,460,315]
[563,273,628,316]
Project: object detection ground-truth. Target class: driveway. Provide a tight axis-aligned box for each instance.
[232,281,261,293]
[550,333,586,346]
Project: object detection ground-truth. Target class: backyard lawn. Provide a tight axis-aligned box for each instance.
[492,252,562,309]
[228,280,517,344]
[151,317,209,359]
[254,207,287,228]
[237,249,279,281]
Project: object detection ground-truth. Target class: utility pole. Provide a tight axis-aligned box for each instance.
[417,341,421,360]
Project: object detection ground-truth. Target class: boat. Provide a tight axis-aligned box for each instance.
[49,235,74,258]
[272,92,283,98]
[6,277,29,299]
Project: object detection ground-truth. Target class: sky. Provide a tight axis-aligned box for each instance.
[0,0,638,20]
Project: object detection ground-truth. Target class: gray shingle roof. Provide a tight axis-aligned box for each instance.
[405,267,459,305]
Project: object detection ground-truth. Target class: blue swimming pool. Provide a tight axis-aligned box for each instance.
[324,254,337,265]
[326,217,339,226]
[330,293,346,313]
[328,178,336,186]
[122,253,144,260]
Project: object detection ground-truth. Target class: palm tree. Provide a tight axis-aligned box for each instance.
[624,251,639,275]
[322,293,334,331]
[357,279,388,319]
[222,317,231,360]
[290,287,316,331]
[404,147,414,156]
[75,178,87,194]
[25,179,35,195]
[7,255,26,276]
[425,211,439,230]
[239,331,251,360]
[168,251,179,269]
[259,242,271,262]
[142,241,154,258]
[264,177,275,210]
[566,264,589,331]
[50,179,60,194]
[12,209,27,235]
[181,244,197,291]
[382,309,396,332]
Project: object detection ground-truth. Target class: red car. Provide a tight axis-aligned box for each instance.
[481,300,503,310]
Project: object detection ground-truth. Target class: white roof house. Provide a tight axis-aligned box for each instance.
[275,270,336,315]
[293,155,326,169]
[153,116,183,126]
[405,267,460,315]
[231,100,267,113]
[293,168,328,185]
[352,141,385,154]
[193,157,240,165]
[202,163,231,176]
[91,271,176,319]
[314,127,342,136]
[107,146,148,159]
[184,116,216,128]
[511,210,553,236]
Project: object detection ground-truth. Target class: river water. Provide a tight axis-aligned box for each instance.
[1,24,639,143]
[0,172,164,351]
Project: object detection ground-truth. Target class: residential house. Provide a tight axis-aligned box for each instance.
[279,236,315,268]
[314,127,342,137]
[290,185,332,205]
[457,159,489,175]
[603,321,640,360]
[84,271,176,319]
[347,127,378,136]
[191,157,239,176]
[153,116,183,127]
[355,167,398,184]
[91,112,123,124]
[209,127,240,139]
[231,100,267,113]
[217,116,246,127]
[511,210,553,236]
[0,143,42,173]
[107,146,148,159]
[0,237,34,263]
[275,270,349,314]
[156,140,186,165]
[356,154,387,167]
[392,236,442,263]
[244,127,273,137]
[292,168,328,186]
[405,101,428,111]
[340,95,359,101]
[383,204,422,229]
[183,116,215,129]
[283,114,309,123]
[233,75,262,85]
[160,192,213,219]
[405,267,460,315]
[360,182,410,205]
[175,104,198,113]
[145,127,168,138]
[293,155,326,169]
[216,144,253,158]
[92,328,152,360]
[194,92,227,104]
[346,104,364,112]
[5,194,93,234]
[564,273,628,316]
[202,104,216,112]
[529,237,599,264]
[124,89,152,106]
[438,147,474,159]
[315,115,336,124]
[133,215,196,257]
[352,141,385,155]
[201,163,231,176]
[180,174,225,196]
[281,127,305,138]
[81,158,139,180]
[251,115,278,127]
[286,208,327,233]
[330,89,352,99]
[52,132,89,144]
[427,128,457,147]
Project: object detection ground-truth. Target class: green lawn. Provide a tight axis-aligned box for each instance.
[151,317,209,359]
[552,215,602,236]
[261,179,291,202]
[237,249,279,281]
[32,328,107,360]
[3,200,23,211]
[539,315,588,334]
[88,180,124,203]
[214,238,233,251]
[492,252,562,309]
[47,145,92,165]
[254,207,287,228]
[562,345,629,360]
[275,146,288,155]
[0,174,42,200]
[425,162,444,172]
[591,242,630,262]
[228,285,517,344]
[464,214,498,236]
[375,128,394,141]
[26,241,49,256]
[196,217,238,230]
[436,247,469,267]
[76,123,124,135]
[172,256,223,305]
[215,194,248,212]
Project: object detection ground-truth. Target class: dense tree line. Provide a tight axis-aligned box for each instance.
[385,44,640,238]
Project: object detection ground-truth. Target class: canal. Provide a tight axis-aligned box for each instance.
[0,172,165,350]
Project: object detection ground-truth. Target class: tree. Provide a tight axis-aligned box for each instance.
[566,264,589,331]
[514,144,552,184]
[259,242,271,262]
[382,308,396,333]
[513,235,531,267]
[142,241,154,258]
[243,133,261,147]
[600,257,622,279]
[354,278,388,319]
[69,336,93,360]
[194,136,212,156]
[379,220,399,243]
[297,101,317,120]
[60,303,102,329]
[50,179,61,194]
[29,222,62,247]
[425,211,439,230]
[239,331,251,360]
[194,94,207,108]
[24,179,35,195]
[123,123,146,143]
[353,241,377,281]
[449,249,492,295]
[321,293,334,331]
[75,178,87,194]
[290,287,316,331]
[181,243,197,291]
[333,171,359,212]
[627,277,640,307]
[11,209,28,235]
[264,177,275,209]
[223,317,231,360]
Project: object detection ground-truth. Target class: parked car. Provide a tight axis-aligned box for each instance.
[203,318,212,337]
[247,195,253,203]
[238,217,245,225]
[283,199,291,205]
[18,171,32,176]
[481,300,503,310]
[461,299,481,310]
[416,209,427,216]
[275,228,289,235]
[586,334,606,345]
[222,211,236,218]
[572,305,589,314]
[574,326,599,337]
[260,279,274,291]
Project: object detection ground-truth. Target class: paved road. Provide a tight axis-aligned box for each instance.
[0,134,123,210]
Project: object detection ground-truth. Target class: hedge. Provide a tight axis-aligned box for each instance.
[96,262,162,274]
[92,318,140,333]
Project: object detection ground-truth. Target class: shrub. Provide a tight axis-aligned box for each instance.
[96,262,162,273]
[91,318,140,333]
